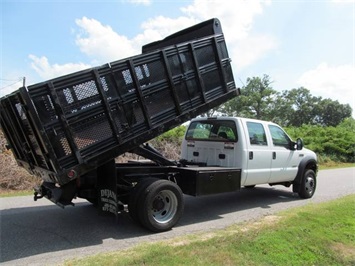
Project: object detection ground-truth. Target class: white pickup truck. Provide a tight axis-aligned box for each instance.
[181,116,318,199]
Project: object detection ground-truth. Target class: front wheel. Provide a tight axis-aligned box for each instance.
[298,169,317,199]
[137,180,184,232]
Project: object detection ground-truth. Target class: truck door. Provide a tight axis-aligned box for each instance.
[267,125,300,183]
[243,121,272,185]
[183,119,238,167]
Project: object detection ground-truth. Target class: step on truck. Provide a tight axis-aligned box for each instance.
[0,18,317,232]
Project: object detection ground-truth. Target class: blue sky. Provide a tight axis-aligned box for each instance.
[1,0,354,116]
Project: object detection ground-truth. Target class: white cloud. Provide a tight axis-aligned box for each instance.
[140,16,198,40]
[297,63,355,114]
[181,0,276,70]
[74,16,198,64]
[29,54,91,80]
[232,34,277,71]
[75,17,138,62]
[125,0,151,5]
[181,0,269,40]
[28,1,274,84]
[72,1,275,71]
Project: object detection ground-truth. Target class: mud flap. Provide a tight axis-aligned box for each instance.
[97,159,119,215]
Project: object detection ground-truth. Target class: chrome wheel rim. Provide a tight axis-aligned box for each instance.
[150,190,178,224]
[304,176,315,195]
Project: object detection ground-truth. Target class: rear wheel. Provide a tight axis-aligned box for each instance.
[298,169,316,199]
[128,178,159,223]
[137,180,184,232]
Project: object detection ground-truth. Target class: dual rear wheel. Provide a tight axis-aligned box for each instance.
[128,178,184,232]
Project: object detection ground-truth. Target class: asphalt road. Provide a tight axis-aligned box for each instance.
[1,168,354,265]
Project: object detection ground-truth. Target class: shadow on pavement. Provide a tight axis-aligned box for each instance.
[0,186,298,263]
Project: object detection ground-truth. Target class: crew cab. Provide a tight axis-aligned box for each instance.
[181,116,318,199]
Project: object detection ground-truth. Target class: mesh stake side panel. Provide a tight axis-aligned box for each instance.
[1,26,237,185]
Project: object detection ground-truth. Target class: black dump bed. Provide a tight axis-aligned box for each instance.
[0,18,239,186]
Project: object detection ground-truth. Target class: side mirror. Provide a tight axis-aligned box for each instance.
[296,138,303,150]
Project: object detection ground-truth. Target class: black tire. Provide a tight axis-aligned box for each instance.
[244,185,256,189]
[137,180,184,232]
[298,169,316,199]
[128,178,159,223]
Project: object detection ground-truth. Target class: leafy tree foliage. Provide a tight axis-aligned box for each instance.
[313,99,352,127]
[285,118,355,163]
[219,74,352,127]
[272,87,322,127]
[222,74,277,120]
[155,125,187,144]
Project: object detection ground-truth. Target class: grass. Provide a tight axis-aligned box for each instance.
[64,194,355,266]
[0,189,34,197]
[318,162,355,170]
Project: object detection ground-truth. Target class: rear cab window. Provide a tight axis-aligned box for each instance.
[186,120,238,142]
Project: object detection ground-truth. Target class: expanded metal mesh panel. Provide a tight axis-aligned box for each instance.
[195,44,216,67]
[58,135,72,156]
[0,94,49,169]
[110,104,128,133]
[217,38,228,59]
[174,78,202,112]
[71,112,113,150]
[202,68,222,93]
[145,88,176,119]
[167,51,194,76]
[57,80,101,115]
[167,49,201,109]
[30,87,58,124]
[131,101,145,125]
[46,125,76,167]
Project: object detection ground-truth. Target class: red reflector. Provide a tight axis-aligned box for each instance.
[67,170,77,179]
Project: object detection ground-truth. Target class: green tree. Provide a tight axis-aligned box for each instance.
[273,87,321,127]
[313,99,352,126]
[219,75,352,127]
[286,118,355,163]
[222,74,277,120]
[272,87,352,127]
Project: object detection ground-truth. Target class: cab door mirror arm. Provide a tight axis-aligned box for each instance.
[289,138,303,150]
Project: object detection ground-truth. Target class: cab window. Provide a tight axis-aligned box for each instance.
[186,120,238,142]
[246,122,267,146]
[268,125,290,148]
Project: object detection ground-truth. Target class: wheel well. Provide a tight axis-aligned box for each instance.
[306,161,318,173]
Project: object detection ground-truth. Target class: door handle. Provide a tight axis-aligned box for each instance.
[219,154,226,159]
[272,152,276,159]
[249,151,253,160]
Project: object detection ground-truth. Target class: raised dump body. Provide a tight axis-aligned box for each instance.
[0,18,239,186]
